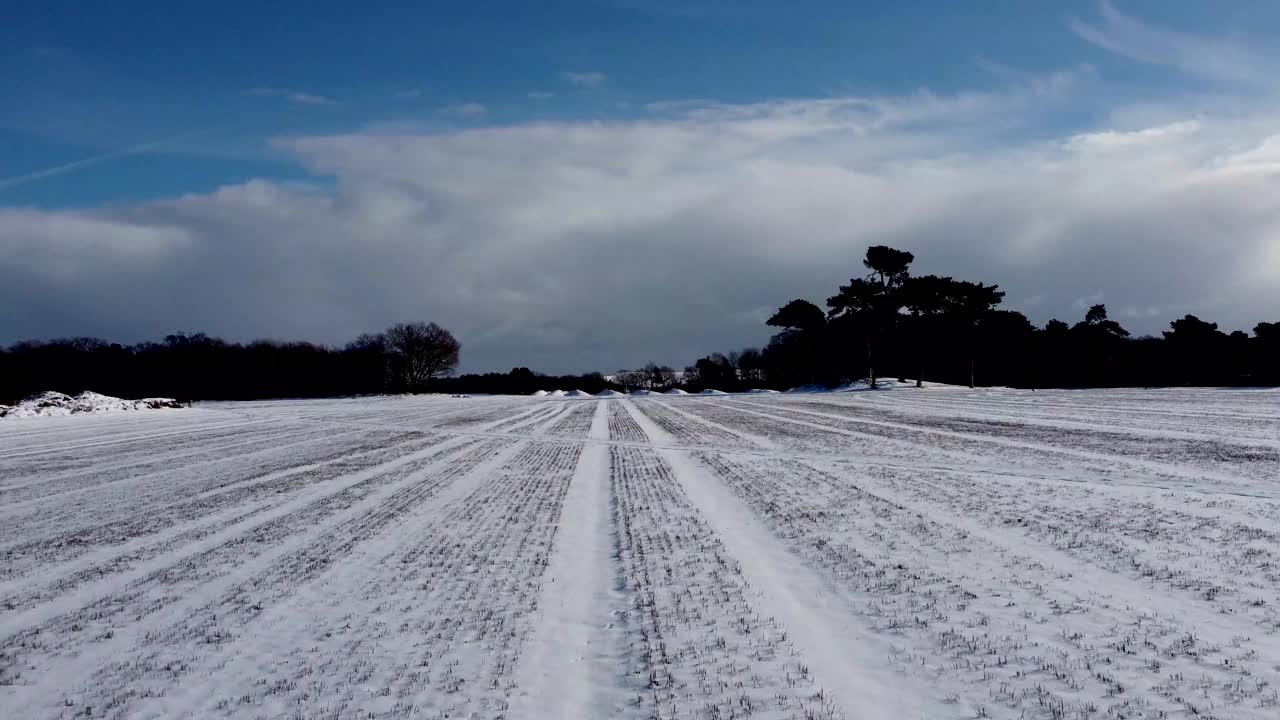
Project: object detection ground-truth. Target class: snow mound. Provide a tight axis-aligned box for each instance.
[630,389,653,396]
[595,389,627,398]
[699,389,728,395]
[531,390,549,397]
[1,391,183,419]
[664,388,689,395]
[547,390,567,397]
[745,388,779,394]
[832,379,944,392]
[565,389,593,397]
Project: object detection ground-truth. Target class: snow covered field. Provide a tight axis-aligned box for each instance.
[2,388,1279,719]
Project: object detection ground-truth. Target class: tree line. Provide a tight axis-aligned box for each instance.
[650,246,1280,391]
[0,322,460,404]
[5,247,1279,402]
[0,320,624,403]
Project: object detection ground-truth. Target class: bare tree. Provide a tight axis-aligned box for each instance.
[614,369,649,391]
[646,362,676,390]
[384,322,460,392]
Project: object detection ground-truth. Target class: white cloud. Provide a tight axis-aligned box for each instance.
[439,102,487,119]
[0,132,197,190]
[1070,1,1272,88]
[245,87,336,105]
[6,79,1280,371]
[1063,120,1201,152]
[563,71,608,88]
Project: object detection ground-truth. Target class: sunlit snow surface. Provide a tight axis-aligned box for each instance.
[2,388,1279,719]
[0,391,181,418]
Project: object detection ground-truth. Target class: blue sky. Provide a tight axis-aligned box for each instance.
[3,2,1280,372]
[4,0,1276,207]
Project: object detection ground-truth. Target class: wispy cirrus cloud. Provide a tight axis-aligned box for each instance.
[244,87,337,105]
[562,71,608,89]
[1069,1,1273,88]
[0,132,201,191]
[439,102,487,119]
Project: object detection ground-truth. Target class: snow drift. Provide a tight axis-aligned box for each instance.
[0,391,183,419]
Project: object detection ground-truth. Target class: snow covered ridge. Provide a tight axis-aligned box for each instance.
[534,379,981,397]
[0,391,183,418]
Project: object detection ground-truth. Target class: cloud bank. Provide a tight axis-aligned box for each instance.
[6,17,1280,374]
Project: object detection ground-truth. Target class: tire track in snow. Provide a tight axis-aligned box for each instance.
[724,398,1261,492]
[0,430,440,579]
[0,434,456,611]
[77,437,533,719]
[699,450,1280,717]
[0,424,366,510]
[619,399,943,720]
[0,413,272,461]
[631,397,774,450]
[0,435,494,700]
[510,400,626,718]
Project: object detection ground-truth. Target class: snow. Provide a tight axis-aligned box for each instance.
[594,389,627,398]
[565,389,593,397]
[0,390,182,418]
[663,388,689,394]
[3,388,1280,719]
[509,401,627,717]
[784,379,976,392]
[784,383,827,392]
[530,389,548,397]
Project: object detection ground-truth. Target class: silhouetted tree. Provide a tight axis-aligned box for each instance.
[765,299,827,385]
[733,348,766,385]
[614,368,650,391]
[343,333,390,392]
[1254,322,1280,385]
[943,280,1005,388]
[1071,305,1130,386]
[646,362,676,390]
[384,322,461,392]
[827,246,914,387]
[976,309,1035,387]
[766,300,827,332]
[902,274,956,387]
[693,353,736,390]
[1163,315,1224,385]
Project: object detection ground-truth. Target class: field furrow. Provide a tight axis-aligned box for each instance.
[610,443,844,719]
[2,389,1277,720]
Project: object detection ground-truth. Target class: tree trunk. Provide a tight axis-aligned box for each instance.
[867,341,876,388]
[969,355,975,389]
[916,365,923,388]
